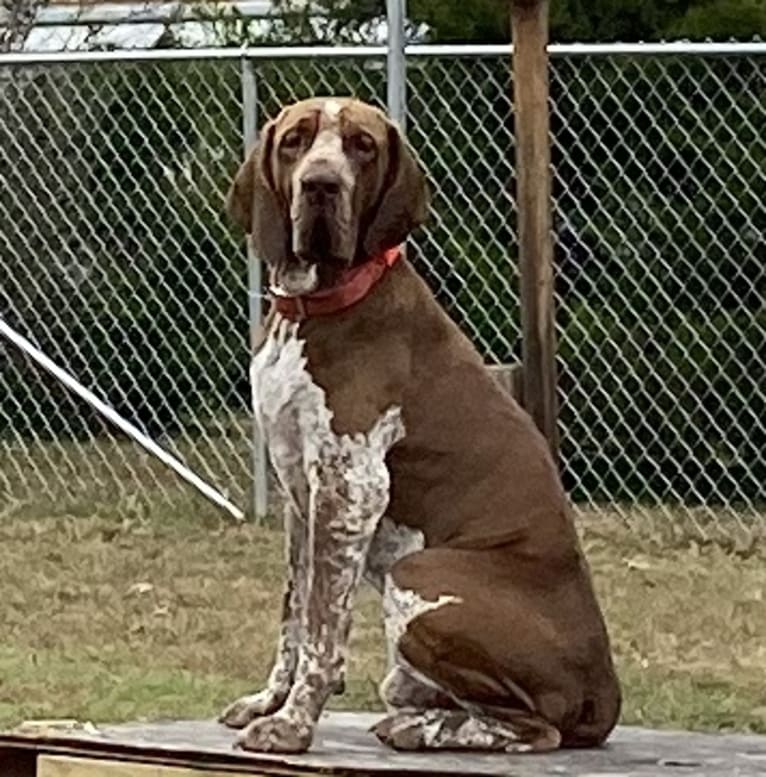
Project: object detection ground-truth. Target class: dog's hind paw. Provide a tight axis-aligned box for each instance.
[372,709,543,752]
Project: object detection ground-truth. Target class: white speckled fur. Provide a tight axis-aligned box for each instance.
[364,518,427,669]
[383,576,462,651]
[223,316,405,752]
[379,572,463,710]
[323,99,343,119]
[373,708,532,752]
[223,316,552,753]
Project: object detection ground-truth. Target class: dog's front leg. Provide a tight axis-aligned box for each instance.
[237,408,402,753]
[220,501,308,727]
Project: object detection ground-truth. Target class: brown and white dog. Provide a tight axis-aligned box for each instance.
[219,97,621,755]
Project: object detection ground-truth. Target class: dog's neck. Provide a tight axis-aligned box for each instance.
[269,246,402,322]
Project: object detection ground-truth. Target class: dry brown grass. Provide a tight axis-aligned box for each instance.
[1,496,765,735]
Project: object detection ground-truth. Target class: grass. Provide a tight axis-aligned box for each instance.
[1,494,766,736]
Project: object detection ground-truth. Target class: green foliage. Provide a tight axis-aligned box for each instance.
[409,0,510,43]
[243,0,766,43]
[1,6,763,510]
[0,61,247,440]
[255,58,387,118]
[549,0,766,42]
[671,0,766,39]
[559,305,766,505]
[552,54,765,503]
[550,0,677,43]
[405,56,520,359]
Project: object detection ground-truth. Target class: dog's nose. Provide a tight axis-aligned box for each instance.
[301,170,341,198]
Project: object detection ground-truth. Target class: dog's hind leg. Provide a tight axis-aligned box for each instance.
[370,546,577,753]
[379,663,457,710]
[372,558,559,752]
[327,514,418,699]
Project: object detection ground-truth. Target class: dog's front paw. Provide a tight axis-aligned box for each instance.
[235,714,313,753]
[219,690,285,729]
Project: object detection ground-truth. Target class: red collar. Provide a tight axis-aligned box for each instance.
[271,246,402,321]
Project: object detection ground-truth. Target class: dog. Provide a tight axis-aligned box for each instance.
[218,97,621,754]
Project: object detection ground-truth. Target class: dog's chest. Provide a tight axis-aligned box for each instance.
[250,317,405,520]
[249,319,332,479]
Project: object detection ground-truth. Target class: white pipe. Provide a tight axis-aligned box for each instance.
[548,41,766,57]
[406,41,766,57]
[0,44,387,65]
[0,316,245,522]
[0,41,764,66]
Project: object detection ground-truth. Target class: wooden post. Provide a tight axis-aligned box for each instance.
[512,0,559,459]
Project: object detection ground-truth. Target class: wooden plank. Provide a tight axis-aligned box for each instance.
[512,0,559,459]
[3,714,766,776]
[38,754,270,777]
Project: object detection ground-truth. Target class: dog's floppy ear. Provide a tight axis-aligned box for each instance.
[225,119,288,266]
[363,121,429,257]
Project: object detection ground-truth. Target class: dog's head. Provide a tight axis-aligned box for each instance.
[227,97,429,295]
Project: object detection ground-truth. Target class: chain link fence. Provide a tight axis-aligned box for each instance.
[0,45,763,539]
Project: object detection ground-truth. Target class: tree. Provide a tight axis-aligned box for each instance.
[262,0,766,43]
[550,0,766,42]
[671,0,766,39]
[409,0,509,43]
[1,0,47,51]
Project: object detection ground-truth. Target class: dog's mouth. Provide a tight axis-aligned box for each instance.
[271,257,319,297]
[304,216,333,260]
[275,216,350,296]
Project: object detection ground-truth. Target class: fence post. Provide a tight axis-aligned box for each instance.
[512,0,559,460]
[386,0,407,130]
[241,55,269,522]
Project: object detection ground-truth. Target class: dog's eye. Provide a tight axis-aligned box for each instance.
[281,130,303,150]
[349,132,376,155]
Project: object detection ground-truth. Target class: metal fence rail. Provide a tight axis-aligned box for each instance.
[0,44,763,539]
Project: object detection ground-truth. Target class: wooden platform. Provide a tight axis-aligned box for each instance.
[2,712,766,776]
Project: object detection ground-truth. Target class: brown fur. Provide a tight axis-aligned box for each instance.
[227,97,621,751]
[300,261,621,746]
